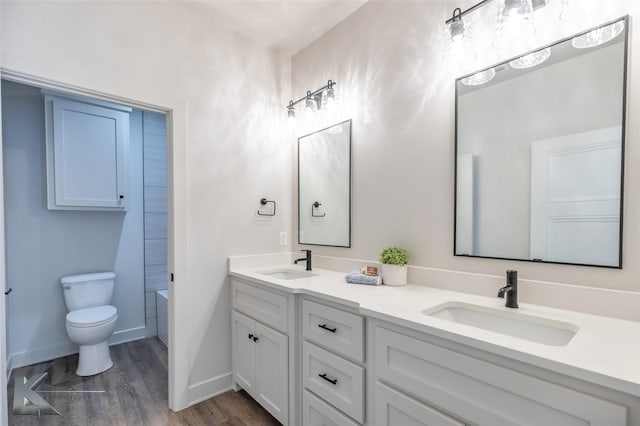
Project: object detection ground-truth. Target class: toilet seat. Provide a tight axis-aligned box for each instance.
[66,305,117,328]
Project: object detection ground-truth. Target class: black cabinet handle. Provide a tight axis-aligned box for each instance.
[119,195,124,199]
[4,288,11,295]
[248,333,254,340]
[252,336,259,342]
[318,373,338,385]
[318,324,337,333]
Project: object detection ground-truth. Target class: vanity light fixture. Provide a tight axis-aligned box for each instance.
[445,0,547,55]
[509,47,551,69]
[571,20,625,49]
[286,80,337,119]
[460,68,496,86]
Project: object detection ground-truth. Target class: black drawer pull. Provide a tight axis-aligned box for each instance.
[318,324,337,333]
[248,333,254,340]
[253,336,259,342]
[318,373,338,385]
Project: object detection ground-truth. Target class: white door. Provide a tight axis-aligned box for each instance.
[255,322,288,425]
[232,311,256,393]
[530,126,622,266]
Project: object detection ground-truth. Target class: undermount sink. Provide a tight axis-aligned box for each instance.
[259,269,316,280]
[423,302,578,346]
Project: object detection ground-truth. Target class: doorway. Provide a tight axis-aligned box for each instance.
[0,73,181,422]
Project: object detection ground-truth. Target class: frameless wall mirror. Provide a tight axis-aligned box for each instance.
[455,17,628,268]
[298,119,351,247]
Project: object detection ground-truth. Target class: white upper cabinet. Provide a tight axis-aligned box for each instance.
[44,93,131,211]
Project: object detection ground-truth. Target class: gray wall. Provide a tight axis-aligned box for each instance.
[142,111,167,337]
[2,80,145,368]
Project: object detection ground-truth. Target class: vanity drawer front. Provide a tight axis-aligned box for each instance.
[232,280,288,333]
[374,326,627,426]
[303,341,365,423]
[302,299,364,362]
[375,382,464,426]
[303,390,360,426]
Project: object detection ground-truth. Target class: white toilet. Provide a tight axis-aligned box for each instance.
[60,272,118,376]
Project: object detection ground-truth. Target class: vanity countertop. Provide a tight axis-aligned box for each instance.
[229,263,640,398]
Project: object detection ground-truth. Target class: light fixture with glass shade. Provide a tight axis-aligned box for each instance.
[445,8,477,67]
[460,68,496,86]
[321,80,337,111]
[572,20,625,49]
[509,47,551,69]
[285,80,337,119]
[494,0,537,50]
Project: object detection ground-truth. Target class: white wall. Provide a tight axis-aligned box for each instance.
[2,80,146,368]
[292,1,640,300]
[0,0,290,408]
[458,42,624,259]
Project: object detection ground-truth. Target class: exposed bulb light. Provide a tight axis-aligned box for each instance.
[446,8,477,67]
[304,91,316,113]
[494,0,536,50]
[460,68,496,86]
[509,47,551,69]
[321,80,337,111]
[287,100,295,118]
[572,21,625,49]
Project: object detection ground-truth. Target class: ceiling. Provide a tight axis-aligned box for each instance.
[172,0,369,55]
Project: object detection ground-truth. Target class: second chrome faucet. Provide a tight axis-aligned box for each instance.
[498,270,518,309]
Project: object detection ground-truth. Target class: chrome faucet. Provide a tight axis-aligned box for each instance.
[498,270,518,309]
[294,249,312,271]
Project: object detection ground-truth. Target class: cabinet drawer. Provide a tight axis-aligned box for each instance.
[375,382,464,426]
[374,326,627,426]
[232,280,288,333]
[302,299,364,362]
[303,390,359,426]
[303,342,364,423]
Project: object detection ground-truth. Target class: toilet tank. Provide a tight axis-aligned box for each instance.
[60,272,115,311]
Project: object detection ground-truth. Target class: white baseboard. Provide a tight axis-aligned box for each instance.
[187,372,233,407]
[9,325,147,370]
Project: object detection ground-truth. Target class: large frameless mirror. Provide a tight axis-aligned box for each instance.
[298,120,351,247]
[455,17,628,268]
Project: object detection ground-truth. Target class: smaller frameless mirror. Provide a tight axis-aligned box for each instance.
[298,120,351,247]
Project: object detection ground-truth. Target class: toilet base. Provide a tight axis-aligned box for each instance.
[76,340,113,376]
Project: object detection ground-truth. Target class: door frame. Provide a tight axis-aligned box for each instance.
[0,68,191,417]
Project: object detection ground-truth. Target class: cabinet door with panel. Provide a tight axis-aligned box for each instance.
[255,322,289,423]
[232,311,256,393]
[232,311,289,424]
[44,93,131,211]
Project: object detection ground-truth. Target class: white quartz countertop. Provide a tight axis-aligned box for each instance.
[229,264,640,397]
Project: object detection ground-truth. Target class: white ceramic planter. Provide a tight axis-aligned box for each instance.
[381,264,408,286]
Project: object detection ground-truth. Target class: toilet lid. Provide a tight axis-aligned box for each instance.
[67,305,117,328]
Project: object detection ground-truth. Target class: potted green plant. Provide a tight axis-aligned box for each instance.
[379,247,410,286]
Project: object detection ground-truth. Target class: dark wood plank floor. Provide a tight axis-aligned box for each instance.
[7,337,280,426]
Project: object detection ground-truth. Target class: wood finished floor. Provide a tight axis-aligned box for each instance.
[7,337,280,426]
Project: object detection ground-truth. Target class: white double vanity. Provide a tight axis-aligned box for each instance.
[230,256,640,426]
[229,254,640,426]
